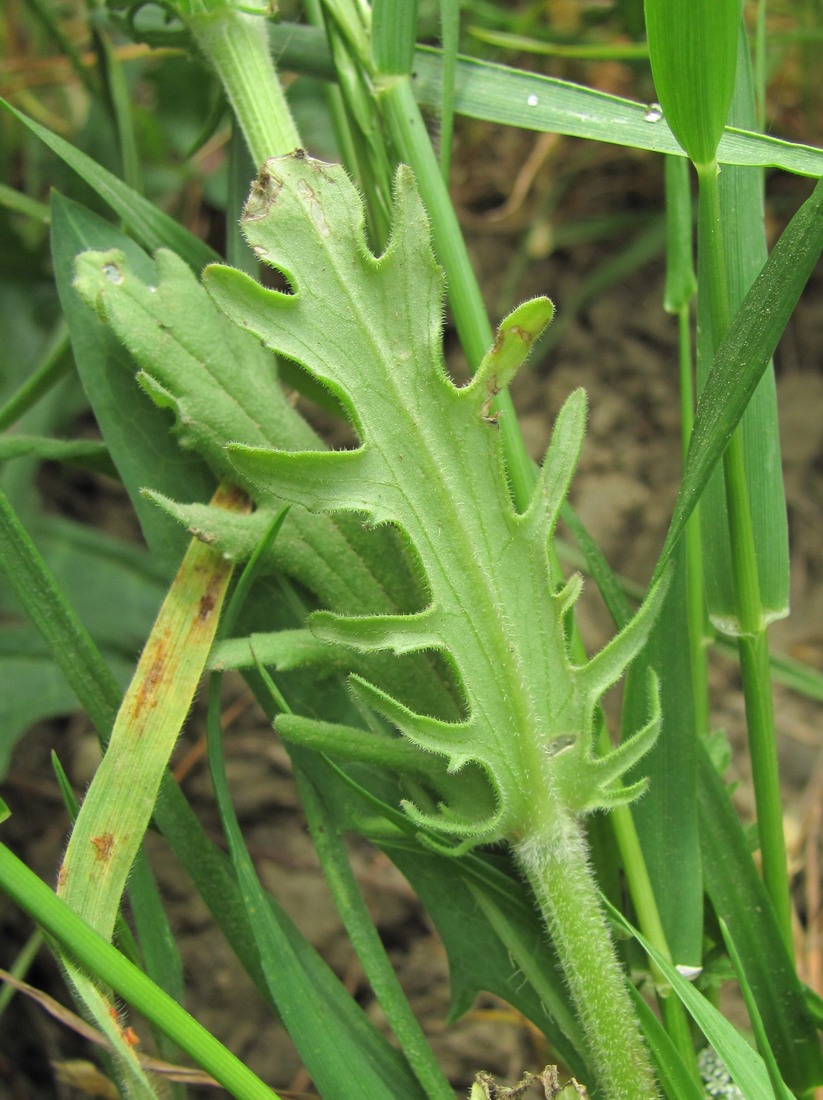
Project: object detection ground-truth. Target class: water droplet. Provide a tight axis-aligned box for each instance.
[676,964,703,981]
[527,94,539,108]
[102,262,123,285]
[643,102,663,123]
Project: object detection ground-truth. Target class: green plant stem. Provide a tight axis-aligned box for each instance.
[696,160,792,951]
[188,7,299,167]
[679,305,711,738]
[515,809,659,1100]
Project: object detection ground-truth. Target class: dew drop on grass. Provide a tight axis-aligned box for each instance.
[643,102,663,122]
[527,94,539,107]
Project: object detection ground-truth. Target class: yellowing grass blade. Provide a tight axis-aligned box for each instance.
[54,481,247,1091]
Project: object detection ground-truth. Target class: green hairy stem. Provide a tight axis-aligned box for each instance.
[76,153,669,1098]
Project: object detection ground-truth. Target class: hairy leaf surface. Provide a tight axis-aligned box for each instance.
[204,154,666,845]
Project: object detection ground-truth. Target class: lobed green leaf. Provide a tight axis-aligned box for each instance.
[204,153,666,848]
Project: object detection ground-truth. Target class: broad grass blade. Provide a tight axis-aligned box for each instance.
[695,32,790,633]
[644,0,739,165]
[372,0,419,74]
[51,192,214,571]
[623,555,702,969]
[56,481,243,943]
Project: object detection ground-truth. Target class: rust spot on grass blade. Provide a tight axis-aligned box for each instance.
[198,592,216,621]
[129,646,166,722]
[90,833,114,862]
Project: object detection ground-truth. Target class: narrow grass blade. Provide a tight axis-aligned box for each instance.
[128,854,185,1025]
[719,920,796,1100]
[697,747,823,1091]
[268,25,823,175]
[22,0,97,96]
[0,435,115,475]
[0,321,73,432]
[437,0,459,180]
[296,760,454,1099]
[0,844,281,1100]
[0,181,50,224]
[663,156,696,315]
[560,502,632,628]
[0,486,121,738]
[606,899,781,1100]
[655,171,823,577]
[0,99,218,272]
[92,22,142,193]
[625,985,706,1100]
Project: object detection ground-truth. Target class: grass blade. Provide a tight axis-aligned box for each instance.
[696,32,790,631]
[0,844,280,1100]
[268,25,823,175]
[406,50,823,175]
[372,0,419,75]
[623,555,702,970]
[644,0,739,166]
[609,900,779,1100]
[0,486,121,738]
[697,747,823,1091]
[205,521,429,1100]
[655,170,823,577]
[626,985,706,1100]
[719,919,795,1100]
[1,99,218,271]
[56,481,244,940]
